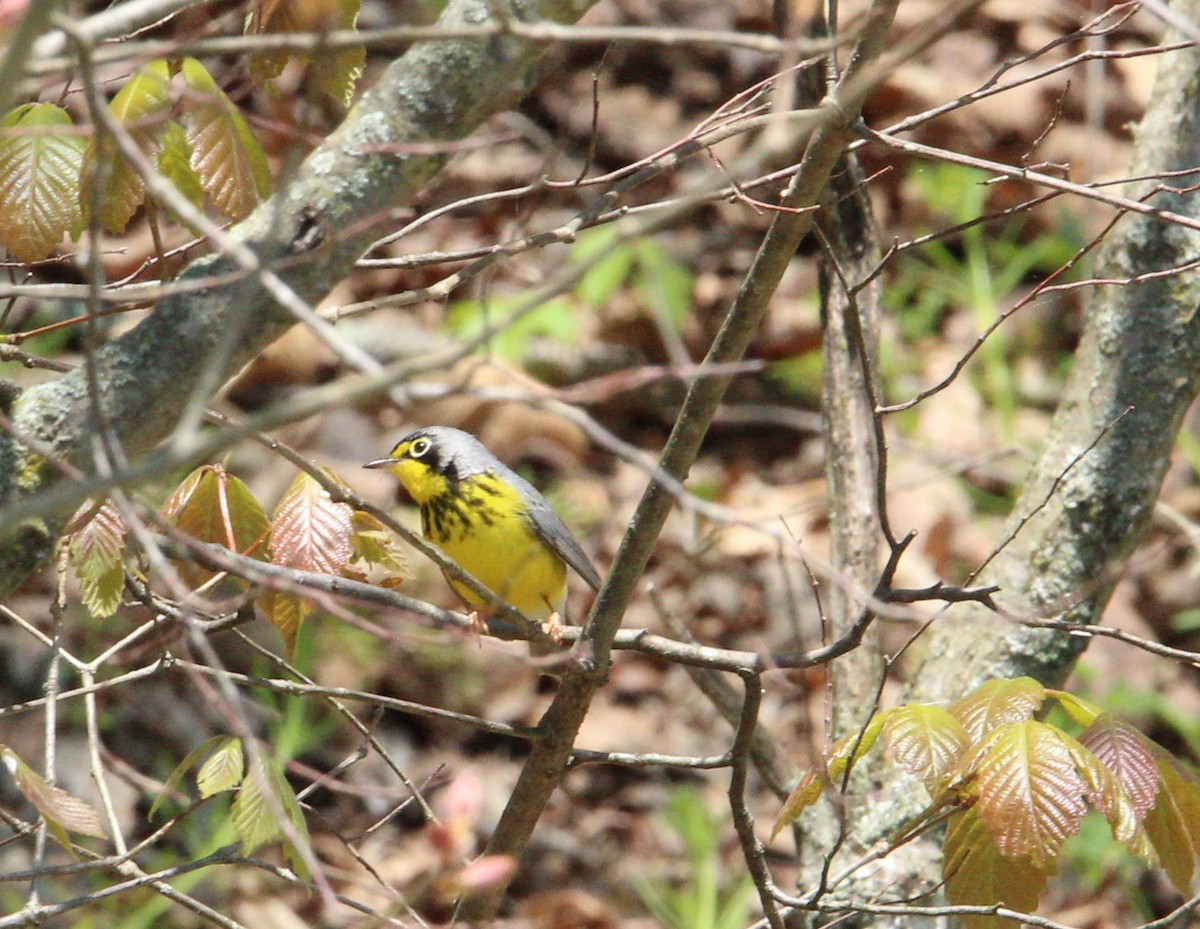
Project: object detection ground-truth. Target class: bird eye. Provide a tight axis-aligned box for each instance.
[409,438,432,458]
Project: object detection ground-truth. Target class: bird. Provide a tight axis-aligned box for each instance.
[363,427,601,637]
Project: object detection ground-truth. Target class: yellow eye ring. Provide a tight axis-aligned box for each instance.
[409,437,432,458]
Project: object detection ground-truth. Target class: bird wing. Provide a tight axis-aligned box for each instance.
[521,487,602,592]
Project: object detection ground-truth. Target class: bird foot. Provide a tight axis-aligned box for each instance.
[541,611,565,645]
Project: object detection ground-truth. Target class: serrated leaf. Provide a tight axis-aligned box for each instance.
[82,59,172,233]
[246,0,362,107]
[274,758,313,883]
[0,103,85,261]
[148,734,231,819]
[231,752,310,872]
[350,510,408,583]
[948,677,1046,742]
[307,26,362,107]
[231,756,279,854]
[1078,715,1159,818]
[257,589,309,658]
[157,120,205,212]
[883,704,969,792]
[162,465,270,586]
[66,499,127,618]
[1047,689,1103,728]
[2,745,107,841]
[944,807,1050,929]
[196,737,245,798]
[271,470,354,575]
[973,720,1087,867]
[1061,729,1150,857]
[1144,755,1200,894]
[178,58,270,221]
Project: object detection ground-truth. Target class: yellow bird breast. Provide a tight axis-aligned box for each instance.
[420,473,567,618]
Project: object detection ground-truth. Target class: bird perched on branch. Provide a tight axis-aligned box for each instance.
[365,426,601,638]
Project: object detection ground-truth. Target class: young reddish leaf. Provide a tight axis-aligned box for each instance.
[883,704,969,792]
[948,677,1046,742]
[82,59,172,233]
[972,720,1087,867]
[1143,755,1200,893]
[258,589,308,658]
[0,103,85,261]
[271,470,354,576]
[1061,731,1151,857]
[350,510,408,586]
[157,120,205,212]
[1,745,107,841]
[1047,689,1103,729]
[1078,714,1159,818]
[177,58,270,221]
[66,498,126,619]
[196,737,245,798]
[162,464,270,585]
[944,807,1050,929]
[770,712,889,840]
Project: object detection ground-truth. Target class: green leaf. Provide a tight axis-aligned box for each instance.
[308,0,364,108]
[0,103,85,261]
[230,751,311,878]
[245,0,362,108]
[634,238,692,329]
[882,704,970,792]
[196,737,245,798]
[257,589,309,659]
[349,510,408,586]
[970,720,1087,867]
[446,295,579,360]
[178,58,270,221]
[231,756,279,854]
[148,734,230,819]
[1143,755,1200,894]
[1,745,107,843]
[1048,689,1104,729]
[573,227,634,309]
[944,807,1050,929]
[770,712,889,840]
[156,120,205,212]
[948,677,1046,742]
[83,59,172,233]
[66,499,126,619]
